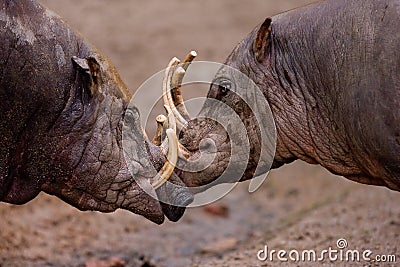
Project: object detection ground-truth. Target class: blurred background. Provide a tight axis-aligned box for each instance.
[1,1,399,266]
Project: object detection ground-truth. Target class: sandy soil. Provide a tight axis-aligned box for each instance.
[1,1,399,266]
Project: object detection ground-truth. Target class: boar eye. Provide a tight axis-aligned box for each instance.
[218,79,232,96]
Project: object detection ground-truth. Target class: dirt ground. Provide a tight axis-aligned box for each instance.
[1,1,399,266]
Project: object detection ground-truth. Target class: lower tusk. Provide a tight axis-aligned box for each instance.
[159,104,176,156]
[160,138,168,156]
[160,136,190,161]
[164,104,176,133]
[152,128,179,190]
[152,114,167,146]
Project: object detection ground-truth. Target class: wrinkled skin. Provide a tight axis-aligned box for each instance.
[0,0,192,224]
[179,0,400,191]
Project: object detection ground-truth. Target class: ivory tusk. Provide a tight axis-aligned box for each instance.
[183,50,197,70]
[162,57,180,128]
[152,128,179,190]
[160,135,191,161]
[151,52,199,190]
[163,61,188,130]
[159,105,176,156]
[171,51,197,122]
[164,104,176,132]
[152,114,167,146]
[170,66,189,129]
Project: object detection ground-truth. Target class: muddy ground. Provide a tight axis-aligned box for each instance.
[1,1,399,266]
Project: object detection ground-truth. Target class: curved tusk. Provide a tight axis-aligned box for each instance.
[183,50,197,70]
[159,104,187,161]
[152,114,167,146]
[159,104,176,156]
[171,51,197,122]
[161,136,190,161]
[162,57,180,128]
[152,52,199,190]
[152,128,179,190]
[163,104,190,161]
[162,52,198,132]
[164,104,176,132]
[170,66,189,129]
[163,59,188,131]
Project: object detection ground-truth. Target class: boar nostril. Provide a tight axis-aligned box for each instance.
[199,138,217,153]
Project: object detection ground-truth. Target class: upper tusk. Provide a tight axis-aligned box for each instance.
[182,50,197,70]
[164,59,188,130]
[170,66,189,129]
[152,128,179,190]
[170,51,197,123]
[162,57,180,126]
[162,51,198,133]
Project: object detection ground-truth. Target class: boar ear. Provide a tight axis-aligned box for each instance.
[72,56,101,96]
[72,56,89,70]
[253,17,272,63]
